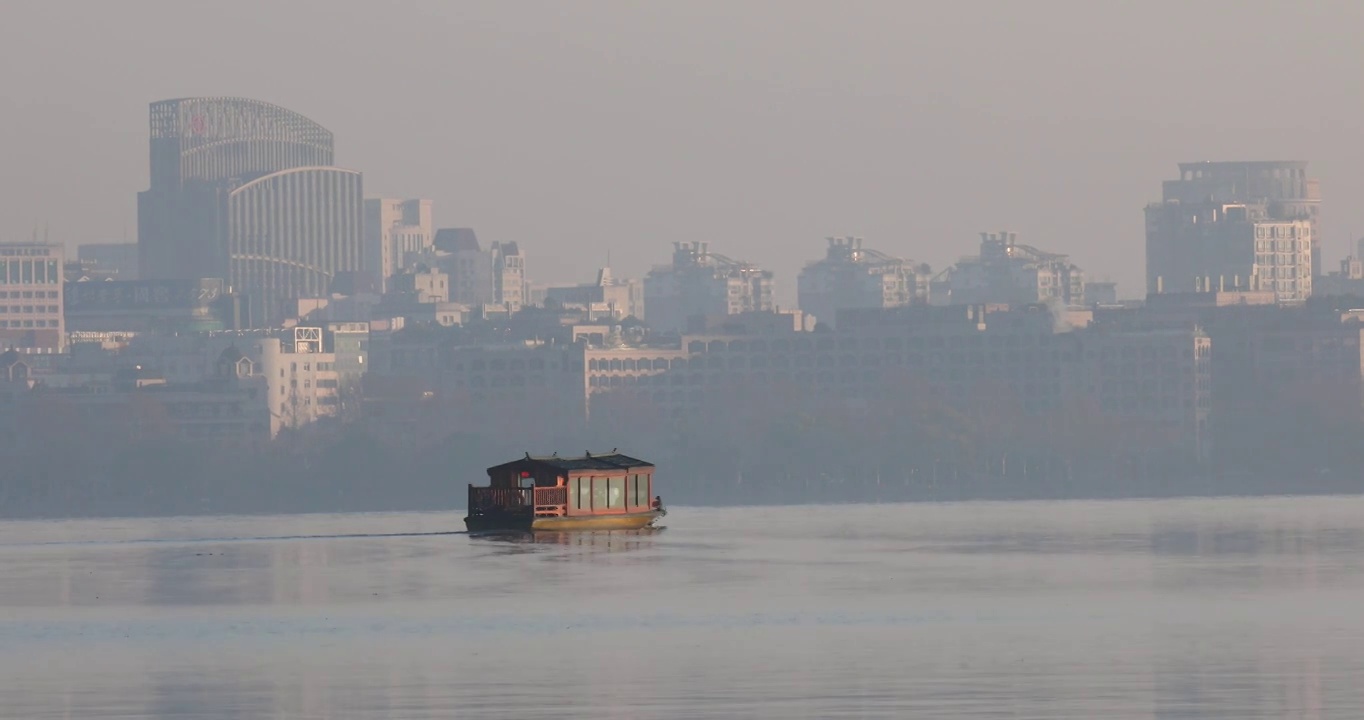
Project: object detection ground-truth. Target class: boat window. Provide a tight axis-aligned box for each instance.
[575,477,591,510]
[608,477,625,509]
[631,474,649,506]
[592,477,608,509]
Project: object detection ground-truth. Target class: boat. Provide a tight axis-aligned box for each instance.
[464,451,666,533]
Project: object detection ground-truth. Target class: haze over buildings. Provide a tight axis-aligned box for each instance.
[12,2,1364,299]
[8,2,1364,518]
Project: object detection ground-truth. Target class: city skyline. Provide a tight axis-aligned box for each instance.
[7,1,1364,305]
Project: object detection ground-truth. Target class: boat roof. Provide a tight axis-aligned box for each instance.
[489,452,655,473]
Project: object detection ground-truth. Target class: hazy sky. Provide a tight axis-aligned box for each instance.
[4,0,1364,303]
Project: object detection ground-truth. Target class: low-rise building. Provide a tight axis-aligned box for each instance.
[1075,326,1211,460]
[2,346,271,450]
[544,267,644,321]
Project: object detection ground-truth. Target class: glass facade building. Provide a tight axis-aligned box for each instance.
[138,98,363,326]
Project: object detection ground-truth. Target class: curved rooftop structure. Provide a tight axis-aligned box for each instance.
[149,97,335,185]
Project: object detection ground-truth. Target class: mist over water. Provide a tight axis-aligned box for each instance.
[3,496,1363,718]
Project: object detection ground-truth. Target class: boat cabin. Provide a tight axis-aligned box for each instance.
[468,451,658,525]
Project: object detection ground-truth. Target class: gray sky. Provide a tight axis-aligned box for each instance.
[3,0,1363,302]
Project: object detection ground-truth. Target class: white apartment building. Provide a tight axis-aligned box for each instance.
[257,327,344,436]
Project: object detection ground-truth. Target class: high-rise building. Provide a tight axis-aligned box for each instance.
[0,243,65,353]
[644,242,775,333]
[1146,161,1319,302]
[364,198,433,292]
[137,97,363,326]
[797,236,929,328]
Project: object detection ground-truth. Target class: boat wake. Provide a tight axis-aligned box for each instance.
[0,530,468,549]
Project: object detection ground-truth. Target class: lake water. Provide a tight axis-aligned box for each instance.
[2,497,1364,718]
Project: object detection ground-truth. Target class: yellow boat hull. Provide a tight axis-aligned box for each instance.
[530,511,664,531]
[465,509,665,533]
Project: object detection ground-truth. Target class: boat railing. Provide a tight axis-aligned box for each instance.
[468,486,570,517]
[533,486,568,517]
[468,486,533,515]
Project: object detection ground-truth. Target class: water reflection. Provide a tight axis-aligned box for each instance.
[3,500,1364,718]
[472,527,666,548]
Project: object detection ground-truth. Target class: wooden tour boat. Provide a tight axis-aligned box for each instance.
[464,451,665,533]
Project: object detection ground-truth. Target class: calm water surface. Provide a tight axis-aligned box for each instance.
[2,497,1364,718]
